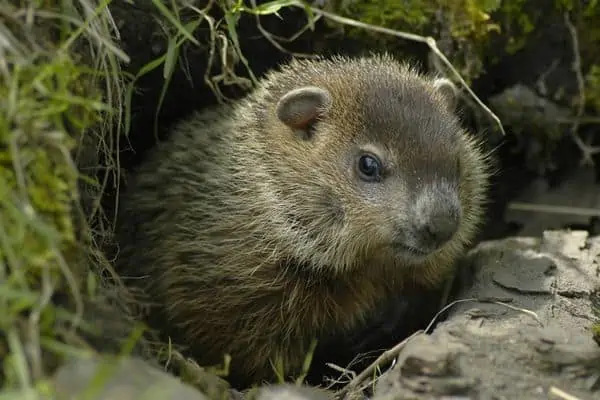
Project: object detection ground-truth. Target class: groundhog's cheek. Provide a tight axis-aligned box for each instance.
[363,215,397,245]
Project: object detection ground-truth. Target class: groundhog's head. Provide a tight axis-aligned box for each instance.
[255,54,490,276]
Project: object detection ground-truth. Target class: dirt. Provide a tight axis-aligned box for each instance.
[52,355,211,399]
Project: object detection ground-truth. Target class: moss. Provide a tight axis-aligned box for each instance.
[575,4,600,113]
[593,324,600,346]
[585,65,600,112]
[0,0,127,395]
[330,0,546,82]
[496,0,535,54]
[330,0,502,81]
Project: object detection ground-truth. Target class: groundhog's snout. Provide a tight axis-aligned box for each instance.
[393,183,462,259]
[414,185,462,249]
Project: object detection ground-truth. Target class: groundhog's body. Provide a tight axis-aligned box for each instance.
[114,54,490,388]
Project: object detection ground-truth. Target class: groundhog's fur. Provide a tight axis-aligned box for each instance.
[114,53,491,389]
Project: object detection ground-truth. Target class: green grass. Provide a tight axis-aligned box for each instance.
[0,0,129,397]
[0,0,313,397]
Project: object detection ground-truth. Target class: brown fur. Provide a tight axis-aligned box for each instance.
[114,53,491,388]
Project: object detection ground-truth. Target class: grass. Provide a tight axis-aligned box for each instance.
[0,0,309,397]
[0,0,131,397]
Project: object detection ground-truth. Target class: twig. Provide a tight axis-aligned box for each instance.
[323,347,388,390]
[424,297,543,334]
[323,363,356,388]
[564,12,600,166]
[249,0,322,59]
[507,202,600,218]
[334,330,424,399]
[549,386,582,400]
[555,115,600,124]
[307,7,506,137]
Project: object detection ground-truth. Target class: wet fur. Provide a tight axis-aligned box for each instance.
[114,53,491,388]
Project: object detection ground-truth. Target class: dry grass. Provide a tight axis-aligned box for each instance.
[0,0,132,397]
[0,0,310,397]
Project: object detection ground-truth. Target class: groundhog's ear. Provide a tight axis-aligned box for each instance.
[432,78,458,111]
[276,86,332,139]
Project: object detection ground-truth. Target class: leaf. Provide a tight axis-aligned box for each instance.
[151,0,199,46]
[163,36,178,80]
[251,0,306,15]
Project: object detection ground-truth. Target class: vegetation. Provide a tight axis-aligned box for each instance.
[0,0,312,397]
[330,0,529,82]
[0,0,126,397]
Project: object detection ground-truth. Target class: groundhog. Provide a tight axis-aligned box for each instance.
[114,53,490,389]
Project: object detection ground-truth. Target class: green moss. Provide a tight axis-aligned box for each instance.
[331,0,501,81]
[550,1,600,113]
[495,0,535,54]
[331,0,544,81]
[593,324,600,345]
[1,49,85,387]
[336,0,503,36]
[585,65,600,112]
[578,9,600,113]
[0,0,125,394]
[336,0,432,31]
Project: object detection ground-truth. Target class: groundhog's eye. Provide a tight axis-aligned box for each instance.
[357,154,383,182]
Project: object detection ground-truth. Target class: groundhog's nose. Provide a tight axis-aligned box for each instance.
[412,187,462,251]
[415,211,460,249]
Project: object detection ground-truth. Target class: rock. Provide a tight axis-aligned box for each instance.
[251,383,333,400]
[52,355,212,400]
[50,355,334,400]
[504,168,600,237]
[488,84,571,135]
[371,230,600,400]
